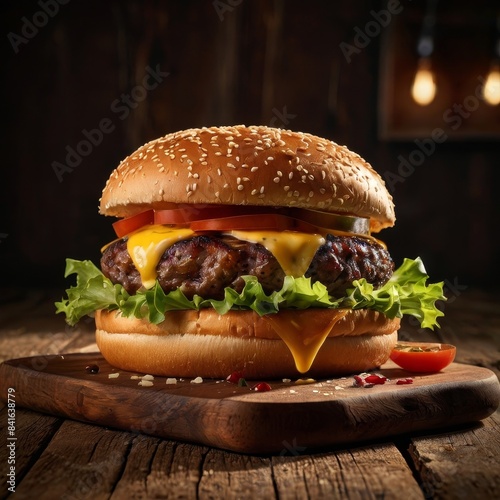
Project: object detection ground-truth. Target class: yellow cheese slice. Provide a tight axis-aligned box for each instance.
[229,230,325,277]
[126,225,194,289]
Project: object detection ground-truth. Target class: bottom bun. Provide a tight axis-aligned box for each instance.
[95,308,400,379]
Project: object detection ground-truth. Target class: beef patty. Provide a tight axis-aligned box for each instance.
[100,233,394,300]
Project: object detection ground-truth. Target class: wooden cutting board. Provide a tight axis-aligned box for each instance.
[1,353,499,454]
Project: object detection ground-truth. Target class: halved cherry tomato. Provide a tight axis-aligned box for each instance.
[112,210,154,238]
[389,341,456,373]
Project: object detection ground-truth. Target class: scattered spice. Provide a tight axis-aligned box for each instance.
[353,373,414,387]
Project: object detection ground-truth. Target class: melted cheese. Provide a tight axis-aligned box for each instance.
[126,225,194,289]
[229,230,325,277]
[264,309,348,373]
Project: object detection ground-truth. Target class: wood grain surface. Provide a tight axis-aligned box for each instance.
[1,288,500,498]
[1,352,498,454]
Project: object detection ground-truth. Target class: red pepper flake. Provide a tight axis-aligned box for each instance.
[396,378,414,385]
[226,371,244,384]
[353,373,388,387]
[364,374,387,385]
[252,382,272,392]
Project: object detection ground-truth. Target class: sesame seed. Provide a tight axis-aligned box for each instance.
[251,189,258,195]
[251,167,259,172]
[237,185,244,191]
[308,191,314,197]
[273,177,280,183]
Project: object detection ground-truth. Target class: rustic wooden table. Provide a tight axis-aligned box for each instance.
[0,287,499,499]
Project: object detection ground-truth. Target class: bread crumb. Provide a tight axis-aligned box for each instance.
[166,378,177,385]
[282,378,291,383]
[108,373,120,379]
[139,380,154,387]
[191,376,203,384]
[142,374,154,381]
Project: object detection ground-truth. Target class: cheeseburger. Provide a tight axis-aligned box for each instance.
[56,125,445,379]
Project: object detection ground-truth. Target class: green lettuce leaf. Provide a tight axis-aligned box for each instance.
[55,257,446,329]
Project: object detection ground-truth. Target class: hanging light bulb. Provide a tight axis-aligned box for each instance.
[412,58,436,106]
[484,16,500,106]
[483,64,500,105]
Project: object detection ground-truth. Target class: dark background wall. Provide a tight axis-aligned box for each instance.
[1,0,499,295]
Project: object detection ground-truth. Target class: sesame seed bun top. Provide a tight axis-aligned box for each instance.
[99,125,395,233]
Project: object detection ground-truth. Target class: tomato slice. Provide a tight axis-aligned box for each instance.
[389,342,456,373]
[153,205,275,225]
[190,214,319,232]
[111,204,371,238]
[112,210,154,238]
